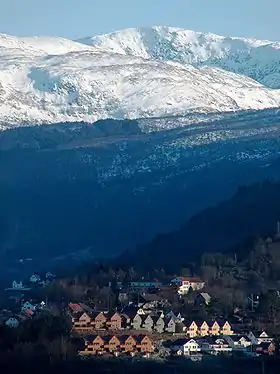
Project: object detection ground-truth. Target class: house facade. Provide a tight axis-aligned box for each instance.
[108,312,123,330]
[172,339,201,355]
[81,334,154,355]
[5,317,20,328]
[185,321,199,338]
[200,337,232,354]
[72,312,93,332]
[170,277,205,295]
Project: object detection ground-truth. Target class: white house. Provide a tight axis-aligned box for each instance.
[199,337,232,354]
[30,274,41,283]
[171,339,201,355]
[171,277,205,295]
[22,301,36,312]
[12,280,24,289]
[5,317,20,328]
[45,272,55,280]
[225,335,252,350]
[248,331,273,345]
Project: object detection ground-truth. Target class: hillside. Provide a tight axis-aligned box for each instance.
[128,180,280,270]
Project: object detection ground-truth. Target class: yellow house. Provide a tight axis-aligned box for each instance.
[209,321,220,336]
[199,321,209,336]
[186,321,199,338]
[220,321,234,335]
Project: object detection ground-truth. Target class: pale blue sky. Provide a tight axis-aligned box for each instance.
[0,0,279,40]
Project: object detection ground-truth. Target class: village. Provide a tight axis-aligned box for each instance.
[1,270,277,361]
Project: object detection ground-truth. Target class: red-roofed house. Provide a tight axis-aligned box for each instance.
[171,276,205,295]
[68,302,84,314]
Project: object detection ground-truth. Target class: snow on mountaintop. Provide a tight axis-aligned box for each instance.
[77,26,280,88]
[0,28,280,128]
[0,33,92,55]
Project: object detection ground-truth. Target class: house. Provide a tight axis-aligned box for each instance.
[108,335,121,352]
[93,311,108,330]
[154,317,165,333]
[185,321,199,338]
[199,321,210,337]
[255,342,276,355]
[219,320,234,335]
[12,280,22,289]
[120,335,136,352]
[83,335,105,354]
[22,301,36,312]
[171,338,201,355]
[170,277,205,295]
[199,337,232,354]
[132,314,144,330]
[129,281,162,289]
[140,293,162,309]
[165,317,177,333]
[45,272,55,280]
[108,312,124,330]
[136,335,154,353]
[195,293,211,306]
[209,321,220,336]
[165,311,184,323]
[72,312,93,331]
[142,314,158,332]
[225,335,252,350]
[248,331,273,345]
[68,302,84,315]
[30,274,41,283]
[5,317,20,328]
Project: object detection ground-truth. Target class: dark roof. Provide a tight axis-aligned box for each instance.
[229,335,250,343]
[171,338,189,346]
[199,336,228,345]
[84,334,98,343]
[257,342,274,350]
[141,293,161,302]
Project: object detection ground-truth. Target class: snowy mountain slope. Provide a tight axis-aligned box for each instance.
[78,26,280,88]
[0,33,93,55]
[1,32,280,128]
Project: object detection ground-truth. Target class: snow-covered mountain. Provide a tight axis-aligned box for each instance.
[78,26,280,89]
[0,28,280,128]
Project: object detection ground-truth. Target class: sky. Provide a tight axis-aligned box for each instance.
[0,0,279,41]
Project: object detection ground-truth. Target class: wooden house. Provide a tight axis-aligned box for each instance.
[84,335,105,354]
[255,342,276,355]
[108,312,124,330]
[185,321,199,338]
[107,335,121,352]
[93,311,108,330]
[136,335,154,353]
[121,335,137,352]
[209,321,220,336]
[72,312,93,332]
[199,321,209,337]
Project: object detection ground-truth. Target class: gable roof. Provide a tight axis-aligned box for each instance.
[141,293,162,302]
[174,276,204,283]
[68,302,84,313]
[198,293,211,303]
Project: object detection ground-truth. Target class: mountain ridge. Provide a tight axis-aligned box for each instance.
[0,27,280,128]
[78,26,280,88]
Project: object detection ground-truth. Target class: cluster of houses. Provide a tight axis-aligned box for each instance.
[1,272,56,329]
[2,300,48,328]
[70,301,234,337]
[80,334,155,356]
[169,331,276,357]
